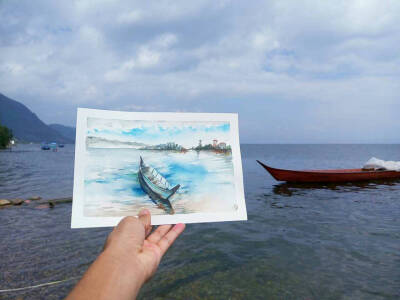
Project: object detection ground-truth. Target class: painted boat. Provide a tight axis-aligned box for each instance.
[138,156,180,213]
[257,160,400,183]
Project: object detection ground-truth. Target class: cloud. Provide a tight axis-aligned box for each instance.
[117,10,143,24]
[0,0,399,143]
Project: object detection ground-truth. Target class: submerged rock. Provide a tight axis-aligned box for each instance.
[271,202,285,208]
[0,199,11,206]
[11,199,24,205]
[49,197,72,204]
[36,204,49,209]
[0,197,72,209]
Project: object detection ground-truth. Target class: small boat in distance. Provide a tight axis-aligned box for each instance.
[41,142,50,150]
[48,142,58,152]
[138,156,180,214]
[257,160,400,183]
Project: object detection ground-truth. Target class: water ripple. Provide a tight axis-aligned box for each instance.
[1,144,400,299]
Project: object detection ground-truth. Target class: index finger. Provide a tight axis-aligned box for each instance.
[157,223,185,256]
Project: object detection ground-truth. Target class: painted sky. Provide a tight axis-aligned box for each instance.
[0,1,399,143]
[87,118,231,148]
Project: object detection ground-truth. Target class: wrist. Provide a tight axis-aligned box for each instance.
[101,247,147,286]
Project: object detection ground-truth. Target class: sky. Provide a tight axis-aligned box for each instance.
[0,0,399,143]
[87,118,231,148]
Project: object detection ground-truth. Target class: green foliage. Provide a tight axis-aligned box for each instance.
[195,144,214,150]
[0,125,13,148]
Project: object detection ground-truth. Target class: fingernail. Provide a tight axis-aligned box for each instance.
[139,209,150,216]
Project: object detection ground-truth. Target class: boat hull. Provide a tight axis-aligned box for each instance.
[138,157,180,214]
[138,169,175,213]
[257,160,400,183]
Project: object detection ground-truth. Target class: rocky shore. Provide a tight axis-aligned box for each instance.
[0,196,72,208]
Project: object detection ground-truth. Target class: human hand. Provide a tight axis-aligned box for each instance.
[104,209,186,283]
[67,210,185,300]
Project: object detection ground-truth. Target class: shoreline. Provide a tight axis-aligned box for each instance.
[0,196,72,208]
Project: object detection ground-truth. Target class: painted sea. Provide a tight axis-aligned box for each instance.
[84,149,236,217]
[1,144,400,299]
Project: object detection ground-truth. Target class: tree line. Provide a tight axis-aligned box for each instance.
[0,123,13,149]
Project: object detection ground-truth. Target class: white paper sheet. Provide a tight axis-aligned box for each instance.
[71,108,247,228]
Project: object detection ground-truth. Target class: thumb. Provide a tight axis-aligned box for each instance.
[105,216,146,253]
[138,209,152,237]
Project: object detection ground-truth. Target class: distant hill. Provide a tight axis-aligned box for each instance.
[0,93,73,143]
[49,124,76,142]
[86,136,146,148]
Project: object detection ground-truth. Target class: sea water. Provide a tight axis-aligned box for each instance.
[1,144,399,299]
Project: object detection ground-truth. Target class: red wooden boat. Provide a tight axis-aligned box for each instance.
[257,160,400,183]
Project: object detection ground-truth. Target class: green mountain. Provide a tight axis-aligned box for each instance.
[0,93,73,143]
[49,124,76,142]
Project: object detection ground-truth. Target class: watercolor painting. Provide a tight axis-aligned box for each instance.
[72,109,246,227]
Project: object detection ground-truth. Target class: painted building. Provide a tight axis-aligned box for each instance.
[217,142,227,149]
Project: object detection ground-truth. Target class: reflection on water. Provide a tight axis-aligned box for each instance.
[273,179,400,196]
[1,144,400,299]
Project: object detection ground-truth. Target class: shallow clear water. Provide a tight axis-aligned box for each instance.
[1,144,399,299]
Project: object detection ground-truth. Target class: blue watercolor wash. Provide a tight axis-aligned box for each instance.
[131,184,146,196]
[167,162,207,177]
[95,179,107,183]
[219,123,230,132]
[205,123,230,133]
[122,127,146,136]
[89,123,230,140]
[163,162,208,192]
